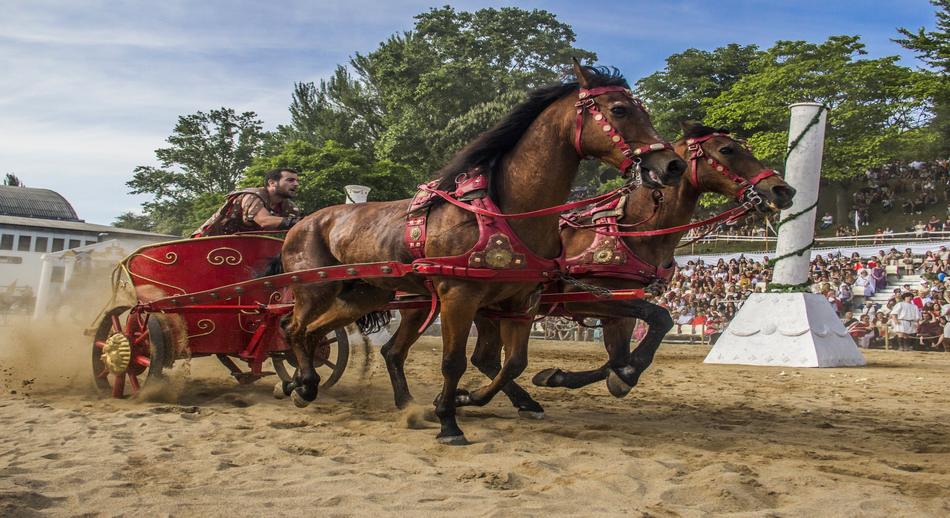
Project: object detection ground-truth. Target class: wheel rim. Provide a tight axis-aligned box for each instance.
[272,328,349,388]
[92,308,160,398]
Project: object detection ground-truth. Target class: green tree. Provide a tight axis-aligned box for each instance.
[318,6,595,178]
[4,173,24,186]
[636,44,763,138]
[706,36,927,179]
[242,140,416,212]
[127,107,265,235]
[112,211,154,232]
[895,0,950,156]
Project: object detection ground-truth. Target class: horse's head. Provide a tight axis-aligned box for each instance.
[572,60,685,189]
[677,120,796,213]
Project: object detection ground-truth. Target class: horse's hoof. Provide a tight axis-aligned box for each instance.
[291,389,313,408]
[273,382,287,399]
[436,434,469,446]
[606,370,633,398]
[518,409,545,420]
[531,368,562,387]
[454,389,472,406]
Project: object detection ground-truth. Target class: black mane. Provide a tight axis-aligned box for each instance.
[682,123,731,140]
[432,66,629,191]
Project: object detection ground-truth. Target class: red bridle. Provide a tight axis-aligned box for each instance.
[573,86,674,180]
[685,132,778,206]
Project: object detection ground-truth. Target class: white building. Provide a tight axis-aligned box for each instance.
[0,186,172,315]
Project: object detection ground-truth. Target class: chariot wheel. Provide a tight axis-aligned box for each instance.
[271,327,349,388]
[91,306,172,398]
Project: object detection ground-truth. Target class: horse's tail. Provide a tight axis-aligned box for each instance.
[264,254,283,276]
[356,311,392,335]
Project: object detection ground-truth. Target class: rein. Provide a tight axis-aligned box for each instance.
[573,132,780,239]
[416,180,633,220]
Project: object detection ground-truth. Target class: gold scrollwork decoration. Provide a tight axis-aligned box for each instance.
[268,291,283,304]
[207,247,243,266]
[187,319,216,339]
[132,251,178,266]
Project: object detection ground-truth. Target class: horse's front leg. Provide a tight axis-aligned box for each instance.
[432,287,479,445]
[470,316,544,418]
[456,318,531,408]
[607,299,673,397]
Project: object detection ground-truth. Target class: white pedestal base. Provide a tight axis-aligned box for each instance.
[704,293,866,368]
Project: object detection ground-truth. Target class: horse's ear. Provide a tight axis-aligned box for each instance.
[572,57,590,89]
[680,120,703,136]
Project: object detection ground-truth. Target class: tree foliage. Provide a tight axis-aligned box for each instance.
[127,108,265,235]
[112,211,154,231]
[3,173,23,186]
[276,6,595,180]
[705,36,928,181]
[895,0,950,155]
[636,44,762,138]
[242,140,416,212]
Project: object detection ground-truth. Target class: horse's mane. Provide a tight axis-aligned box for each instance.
[682,123,731,140]
[432,66,629,192]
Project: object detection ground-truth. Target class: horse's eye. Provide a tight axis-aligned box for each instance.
[610,106,627,117]
[719,146,734,155]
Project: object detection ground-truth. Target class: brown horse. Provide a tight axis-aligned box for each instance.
[280,62,685,443]
[383,121,795,416]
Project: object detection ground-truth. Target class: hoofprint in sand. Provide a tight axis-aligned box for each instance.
[1,321,949,516]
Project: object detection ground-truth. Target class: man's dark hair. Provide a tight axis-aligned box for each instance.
[264,168,299,186]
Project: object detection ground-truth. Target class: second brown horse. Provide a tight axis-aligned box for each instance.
[382,121,795,416]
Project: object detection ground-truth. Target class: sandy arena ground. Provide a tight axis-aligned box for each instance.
[1,317,949,517]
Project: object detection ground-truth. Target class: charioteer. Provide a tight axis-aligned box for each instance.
[192,168,301,237]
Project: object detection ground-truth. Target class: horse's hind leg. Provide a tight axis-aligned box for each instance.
[607,300,673,397]
[470,316,544,418]
[380,308,433,409]
[284,284,339,406]
[290,283,393,407]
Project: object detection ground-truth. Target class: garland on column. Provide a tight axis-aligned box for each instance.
[767,105,827,294]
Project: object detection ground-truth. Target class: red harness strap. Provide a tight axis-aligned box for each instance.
[561,197,676,284]
[405,173,566,331]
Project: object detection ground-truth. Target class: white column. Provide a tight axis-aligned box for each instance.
[703,103,865,368]
[32,255,53,320]
[344,185,371,204]
[772,102,827,285]
[61,252,77,292]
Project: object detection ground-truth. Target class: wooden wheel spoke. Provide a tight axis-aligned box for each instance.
[110,315,122,334]
[94,341,108,350]
[132,355,151,368]
[128,374,140,393]
[322,336,339,345]
[96,368,110,379]
[111,373,126,398]
[132,331,150,346]
[320,359,336,370]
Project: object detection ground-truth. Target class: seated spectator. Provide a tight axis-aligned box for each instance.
[819,212,833,230]
[848,314,874,349]
[917,313,942,350]
[936,317,950,352]
[853,269,875,297]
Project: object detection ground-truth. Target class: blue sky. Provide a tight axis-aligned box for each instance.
[0,0,937,225]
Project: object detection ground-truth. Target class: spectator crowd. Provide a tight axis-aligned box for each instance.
[652,245,950,351]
